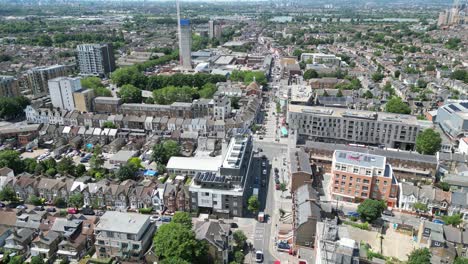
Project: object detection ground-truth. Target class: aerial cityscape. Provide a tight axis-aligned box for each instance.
[0,0,467,263]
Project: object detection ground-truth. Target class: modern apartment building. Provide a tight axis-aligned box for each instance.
[189,132,253,217]
[94,211,155,261]
[0,76,20,97]
[48,77,82,111]
[287,105,421,150]
[179,19,192,69]
[23,65,70,98]
[300,53,341,67]
[73,89,95,112]
[76,44,116,76]
[330,150,399,207]
[436,101,468,140]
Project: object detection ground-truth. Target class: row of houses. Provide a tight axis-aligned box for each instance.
[0,170,190,215]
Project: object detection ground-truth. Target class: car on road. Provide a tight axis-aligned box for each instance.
[67,208,78,214]
[275,178,280,184]
[261,161,266,167]
[150,215,160,223]
[16,205,27,210]
[161,216,172,223]
[382,210,394,217]
[255,250,264,263]
[262,169,267,175]
[347,212,360,218]
[433,219,445,225]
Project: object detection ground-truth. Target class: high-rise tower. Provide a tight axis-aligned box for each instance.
[177,0,192,69]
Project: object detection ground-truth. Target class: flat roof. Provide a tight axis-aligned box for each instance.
[334,150,385,169]
[167,156,222,172]
[96,211,149,234]
[110,150,137,162]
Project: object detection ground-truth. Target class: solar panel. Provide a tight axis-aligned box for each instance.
[449,104,461,112]
[460,102,468,109]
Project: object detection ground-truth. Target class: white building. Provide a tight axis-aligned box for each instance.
[300,53,341,67]
[48,77,82,111]
[213,92,231,120]
[459,137,468,154]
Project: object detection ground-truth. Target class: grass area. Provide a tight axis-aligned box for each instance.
[343,220,370,230]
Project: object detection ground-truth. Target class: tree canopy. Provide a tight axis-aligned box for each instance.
[357,199,386,222]
[0,186,18,203]
[407,248,431,264]
[247,195,260,214]
[0,150,24,174]
[172,212,193,229]
[68,192,84,208]
[0,96,30,120]
[152,140,181,165]
[80,76,111,97]
[230,70,267,86]
[416,128,442,155]
[385,97,411,114]
[442,214,462,227]
[303,69,319,80]
[118,84,142,103]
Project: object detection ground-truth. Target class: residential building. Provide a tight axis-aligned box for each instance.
[213,92,231,120]
[30,231,61,262]
[289,148,314,193]
[179,19,192,69]
[331,150,399,207]
[293,184,321,248]
[4,228,35,255]
[23,65,70,98]
[288,105,421,149]
[76,44,116,76]
[94,211,155,261]
[436,102,468,140]
[189,132,253,217]
[49,77,82,111]
[208,20,222,40]
[73,89,95,112]
[0,76,20,97]
[94,97,122,113]
[300,53,341,67]
[194,219,231,264]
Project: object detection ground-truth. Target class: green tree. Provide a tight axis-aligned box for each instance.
[116,163,138,181]
[234,251,244,263]
[118,84,142,103]
[394,70,401,78]
[153,222,207,262]
[0,150,24,174]
[30,255,45,264]
[0,186,18,203]
[57,157,75,175]
[127,157,143,170]
[336,89,344,97]
[199,83,217,99]
[363,90,373,99]
[89,145,104,171]
[451,70,467,83]
[172,212,193,229]
[81,76,111,97]
[442,214,462,227]
[102,121,117,129]
[247,195,260,214]
[233,230,247,249]
[54,197,67,208]
[68,193,84,208]
[8,256,23,264]
[371,72,384,82]
[23,158,37,174]
[28,195,44,206]
[160,257,190,264]
[413,202,428,212]
[152,86,197,105]
[407,248,431,264]
[357,199,386,222]
[152,140,181,165]
[454,258,468,264]
[416,128,442,155]
[385,97,411,114]
[303,69,319,80]
[74,164,86,177]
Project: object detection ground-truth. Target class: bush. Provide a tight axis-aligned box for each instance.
[344,220,370,230]
[138,207,153,214]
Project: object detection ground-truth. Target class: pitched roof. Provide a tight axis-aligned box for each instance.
[194,220,230,250]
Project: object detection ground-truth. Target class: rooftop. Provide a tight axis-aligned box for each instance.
[96,211,149,234]
[221,134,250,169]
[167,156,223,172]
[334,150,386,169]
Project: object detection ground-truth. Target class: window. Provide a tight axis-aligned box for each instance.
[335,165,341,170]
[212,194,217,198]
[353,168,359,173]
[365,170,372,176]
[376,179,380,184]
[356,178,361,183]
[335,180,339,184]
[363,179,369,184]
[363,186,369,191]
[132,244,139,250]
[356,185,360,190]
[204,192,209,196]
[233,210,238,215]
[355,191,359,195]
[121,243,128,248]
[341,175,347,180]
[341,165,347,171]
[106,231,114,238]
[340,188,345,193]
[349,177,353,181]
[383,181,388,186]
[341,182,345,186]
[361,192,368,197]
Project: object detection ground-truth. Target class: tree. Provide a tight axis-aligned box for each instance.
[416,128,442,155]
[8,256,23,264]
[0,150,24,174]
[89,145,104,171]
[0,186,18,203]
[102,121,117,129]
[385,97,411,114]
[57,157,75,175]
[442,214,462,227]
[436,182,450,191]
[247,195,260,214]
[303,69,319,80]
[394,70,401,78]
[127,157,143,170]
[363,90,373,99]
[233,230,247,249]
[451,70,467,83]
[371,72,385,83]
[407,248,431,264]
[30,255,45,264]
[54,197,67,208]
[198,83,217,99]
[75,164,86,177]
[153,222,207,262]
[160,257,190,264]
[28,195,44,206]
[357,199,386,222]
[152,140,181,165]
[81,76,111,97]
[234,251,244,263]
[118,84,142,103]
[413,202,428,212]
[68,193,84,208]
[23,158,37,174]
[116,164,138,181]
[336,89,343,97]
[172,212,193,229]
[454,258,468,264]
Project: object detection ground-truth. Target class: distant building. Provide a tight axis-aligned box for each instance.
[436,102,468,140]
[76,43,116,76]
[94,211,155,261]
[0,76,20,98]
[48,77,82,111]
[73,89,95,112]
[23,65,70,98]
[208,20,222,40]
[331,150,399,207]
[300,53,341,67]
[438,0,467,26]
[213,92,231,120]
[179,19,192,69]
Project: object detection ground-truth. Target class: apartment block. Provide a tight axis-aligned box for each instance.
[436,102,468,140]
[48,77,82,111]
[300,53,341,67]
[73,89,95,112]
[76,43,116,76]
[23,65,70,98]
[331,150,399,207]
[94,211,155,261]
[0,76,20,97]
[179,19,192,69]
[288,105,421,149]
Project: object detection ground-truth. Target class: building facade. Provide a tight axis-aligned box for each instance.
[76,44,116,76]
[0,76,20,97]
[179,19,192,69]
[330,150,399,207]
[288,105,421,150]
[49,77,82,111]
[23,65,70,98]
[73,89,95,112]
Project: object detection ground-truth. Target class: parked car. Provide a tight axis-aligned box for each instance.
[150,215,160,223]
[46,207,56,213]
[81,207,95,215]
[34,206,45,211]
[262,169,267,175]
[0,202,5,208]
[261,161,266,167]
[275,178,280,184]
[255,250,264,263]
[347,212,360,218]
[433,219,445,225]
[161,216,172,223]
[16,205,27,210]
[67,208,78,214]
[382,210,394,217]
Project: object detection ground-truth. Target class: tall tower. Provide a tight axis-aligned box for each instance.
[176,0,192,69]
